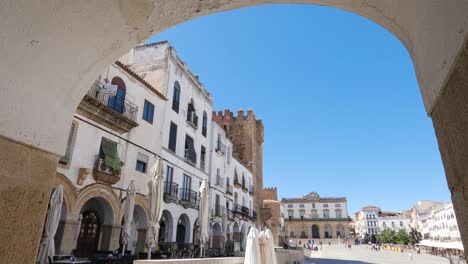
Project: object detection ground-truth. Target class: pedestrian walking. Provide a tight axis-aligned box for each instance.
[409,251,413,261]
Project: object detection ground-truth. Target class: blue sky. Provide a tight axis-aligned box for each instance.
[148,4,450,214]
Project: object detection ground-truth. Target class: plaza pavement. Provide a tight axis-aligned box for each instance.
[305,244,450,264]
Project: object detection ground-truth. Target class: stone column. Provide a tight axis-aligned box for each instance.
[100,225,122,251]
[0,137,58,264]
[58,219,82,255]
[431,38,468,259]
[136,229,147,254]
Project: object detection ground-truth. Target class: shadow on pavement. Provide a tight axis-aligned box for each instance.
[306,258,372,264]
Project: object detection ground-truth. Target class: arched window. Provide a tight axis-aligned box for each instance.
[108,77,126,113]
[300,231,307,238]
[172,81,180,113]
[202,111,208,137]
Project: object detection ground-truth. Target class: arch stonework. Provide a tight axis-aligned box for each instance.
[73,183,121,224]
[54,172,78,219]
[1,2,468,263]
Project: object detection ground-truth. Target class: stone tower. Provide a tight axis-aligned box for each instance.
[213,109,264,223]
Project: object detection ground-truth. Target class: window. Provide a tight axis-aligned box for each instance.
[172,81,180,113]
[383,222,387,228]
[312,203,315,209]
[142,100,154,123]
[300,210,305,219]
[400,221,403,227]
[202,111,208,137]
[186,99,198,128]
[323,204,329,208]
[59,123,76,164]
[288,210,294,219]
[166,165,173,183]
[335,210,342,219]
[311,210,318,219]
[99,138,121,172]
[215,194,221,216]
[168,122,177,152]
[391,222,395,227]
[323,210,330,219]
[287,204,293,208]
[183,174,191,190]
[335,204,341,208]
[299,204,305,208]
[200,146,206,170]
[184,135,197,164]
[135,153,148,173]
[108,77,126,113]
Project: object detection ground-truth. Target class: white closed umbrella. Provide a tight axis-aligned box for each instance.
[244,227,261,264]
[36,185,64,264]
[263,229,277,264]
[198,179,209,257]
[121,180,136,255]
[146,158,165,259]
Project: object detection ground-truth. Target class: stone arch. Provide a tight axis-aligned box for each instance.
[193,218,199,245]
[212,222,223,249]
[240,223,247,251]
[336,224,345,238]
[74,183,121,223]
[176,213,191,244]
[54,172,77,218]
[159,210,173,243]
[312,225,320,239]
[324,224,333,239]
[233,222,240,242]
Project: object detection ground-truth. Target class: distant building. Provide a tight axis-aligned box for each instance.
[262,187,286,246]
[429,203,461,241]
[408,200,447,239]
[377,211,411,233]
[282,192,350,240]
[355,206,411,238]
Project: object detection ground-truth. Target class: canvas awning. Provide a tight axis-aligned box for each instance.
[101,138,121,171]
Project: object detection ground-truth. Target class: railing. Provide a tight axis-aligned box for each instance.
[226,185,233,195]
[216,174,224,187]
[184,149,197,165]
[213,205,225,217]
[86,81,138,122]
[200,160,205,171]
[215,142,226,155]
[233,204,243,216]
[234,178,241,188]
[227,209,234,220]
[179,188,198,208]
[249,185,254,195]
[241,206,249,217]
[241,182,248,192]
[93,155,121,184]
[164,181,178,202]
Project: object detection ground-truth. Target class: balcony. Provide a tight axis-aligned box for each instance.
[233,204,243,218]
[251,210,258,221]
[225,185,233,196]
[249,185,254,195]
[186,112,198,129]
[163,181,178,203]
[212,205,225,218]
[179,188,198,209]
[241,183,248,193]
[215,174,224,188]
[215,142,226,155]
[184,149,197,166]
[234,178,241,189]
[92,156,121,185]
[241,206,249,217]
[227,209,235,220]
[77,81,138,133]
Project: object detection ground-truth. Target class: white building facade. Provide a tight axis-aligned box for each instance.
[378,214,411,233]
[46,41,262,259]
[429,203,461,242]
[355,206,381,238]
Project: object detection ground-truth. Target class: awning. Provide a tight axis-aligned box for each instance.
[101,138,121,171]
[417,240,464,250]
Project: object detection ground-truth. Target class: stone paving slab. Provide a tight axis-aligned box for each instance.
[306,244,450,264]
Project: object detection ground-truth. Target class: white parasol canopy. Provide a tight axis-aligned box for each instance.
[263,228,277,264]
[121,180,136,255]
[244,227,262,264]
[36,185,64,264]
[146,158,165,259]
[198,179,210,257]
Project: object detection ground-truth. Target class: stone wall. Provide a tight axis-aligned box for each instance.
[263,187,278,201]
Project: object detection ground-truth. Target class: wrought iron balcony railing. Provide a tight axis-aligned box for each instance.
[163,181,178,203]
[179,188,198,209]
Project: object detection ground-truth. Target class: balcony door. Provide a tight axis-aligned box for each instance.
[108,77,126,113]
[182,175,191,200]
